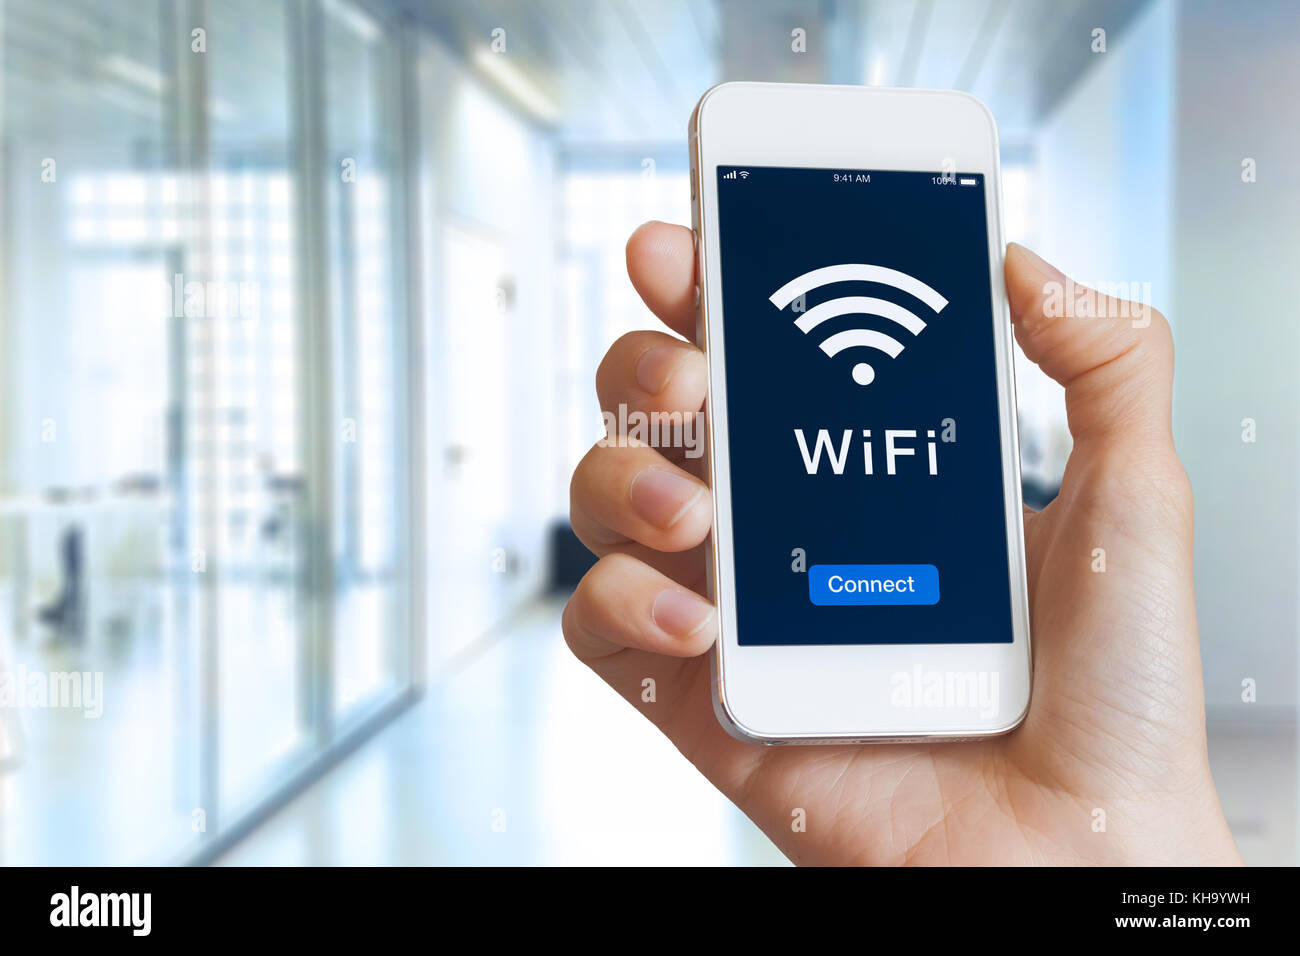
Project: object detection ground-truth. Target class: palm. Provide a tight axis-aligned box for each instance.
[565,226,1238,866]
[614,460,1220,865]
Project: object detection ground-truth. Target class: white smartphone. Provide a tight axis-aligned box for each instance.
[688,82,1032,744]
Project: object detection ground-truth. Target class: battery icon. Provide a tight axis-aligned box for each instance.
[958,177,978,186]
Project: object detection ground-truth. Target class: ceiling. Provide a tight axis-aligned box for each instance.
[403,0,1155,150]
[0,0,1155,156]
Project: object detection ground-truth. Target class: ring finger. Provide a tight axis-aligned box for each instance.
[569,440,712,556]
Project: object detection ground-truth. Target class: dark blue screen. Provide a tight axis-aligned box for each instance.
[715,166,1013,645]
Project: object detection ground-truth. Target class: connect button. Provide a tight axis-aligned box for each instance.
[809,564,940,606]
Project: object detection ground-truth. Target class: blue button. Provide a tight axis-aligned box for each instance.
[809,564,940,606]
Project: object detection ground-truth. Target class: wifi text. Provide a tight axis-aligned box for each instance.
[794,425,951,476]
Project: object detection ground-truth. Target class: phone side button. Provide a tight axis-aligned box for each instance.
[692,227,703,344]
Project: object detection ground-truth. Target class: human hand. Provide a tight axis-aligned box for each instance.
[563,221,1240,865]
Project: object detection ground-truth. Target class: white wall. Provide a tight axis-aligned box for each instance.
[1170,0,1300,720]
[418,38,559,671]
[1030,0,1299,721]
[1020,1,1176,499]
[1034,0,1175,324]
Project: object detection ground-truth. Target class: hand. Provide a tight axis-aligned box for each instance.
[563,221,1241,866]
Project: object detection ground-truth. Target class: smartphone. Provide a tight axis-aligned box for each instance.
[689,83,1032,744]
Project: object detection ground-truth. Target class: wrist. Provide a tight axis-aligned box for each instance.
[1077,787,1242,866]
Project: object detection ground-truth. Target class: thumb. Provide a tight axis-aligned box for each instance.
[1004,243,1174,449]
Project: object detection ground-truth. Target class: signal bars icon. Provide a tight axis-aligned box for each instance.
[722,170,750,180]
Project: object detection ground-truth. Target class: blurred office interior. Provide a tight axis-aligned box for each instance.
[0,0,1296,865]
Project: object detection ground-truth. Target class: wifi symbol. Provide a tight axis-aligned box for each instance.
[769,264,948,385]
[738,170,749,179]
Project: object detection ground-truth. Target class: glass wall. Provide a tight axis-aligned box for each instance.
[319,0,412,725]
[200,0,312,826]
[0,0,416,863]
[557,158,691,494]
[0,0,198,867]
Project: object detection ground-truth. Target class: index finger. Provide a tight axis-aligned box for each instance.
[626,221,698,343]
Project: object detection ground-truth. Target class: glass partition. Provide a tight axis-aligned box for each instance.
[0,0,416,864]
[320,0,411,725]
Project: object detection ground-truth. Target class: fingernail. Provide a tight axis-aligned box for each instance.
[652,589,716,638]
[1009,242,1064,282]
[629,468,704,529]
[635,344,689,394]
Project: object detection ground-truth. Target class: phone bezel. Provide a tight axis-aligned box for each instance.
[690,82,1032,743]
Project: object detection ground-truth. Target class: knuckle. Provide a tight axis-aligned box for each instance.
[1166,457,1194,513]
[590,550,640,582]
[1135,308,1174,369]
[1083,443,1193,526]
[596,331,668,407]
[567,516,607,557]
[566,556,613,628]
[560,592,592,658]
[610,329,649,354]
[1144,306,1172,340]
[596,331,648,384]
[568,444,597,509]
[560,595,579,649]
[567,445,618,552]
[563,553,637,657]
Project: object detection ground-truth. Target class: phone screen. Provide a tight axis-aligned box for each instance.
[714,165,1013,646]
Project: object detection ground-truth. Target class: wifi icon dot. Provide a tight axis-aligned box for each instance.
[769,264,949,385]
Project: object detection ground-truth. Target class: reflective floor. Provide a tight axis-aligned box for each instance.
[1208,726,1296,867]
[0,579,404,865]
[215,599,784,865]
[215,599,1296,867]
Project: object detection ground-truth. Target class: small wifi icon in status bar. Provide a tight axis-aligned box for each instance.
[722,169,749,179]
[769,264,948,386]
